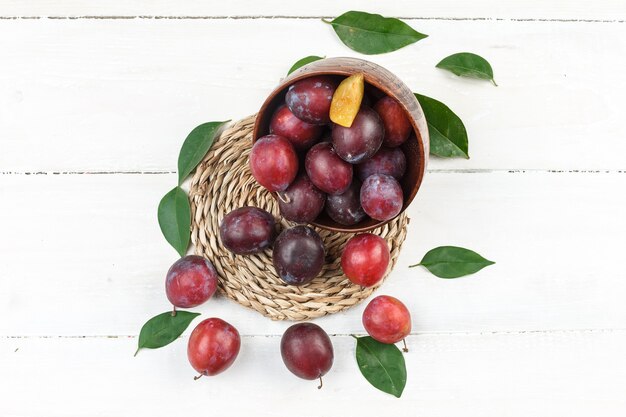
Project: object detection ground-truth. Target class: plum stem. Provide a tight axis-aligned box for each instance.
[171,305,177,317]
[193,374,203,381]
[402,338,408,353]
[318,376,323,389]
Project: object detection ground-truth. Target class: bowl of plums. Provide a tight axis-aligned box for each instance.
[251,57,429,233]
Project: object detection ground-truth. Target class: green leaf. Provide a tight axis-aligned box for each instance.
[178,121,229,184]
[323,11,427,55]
[410,246,495,278]
[436,52,497,86]
[354,336,407,398]
[158,186,191,256]
[414,93,469,159]
[287,56,324,75]
[135,311,200,356]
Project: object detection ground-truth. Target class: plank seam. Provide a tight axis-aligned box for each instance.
[3,328,624,339]
[0,16,623,23]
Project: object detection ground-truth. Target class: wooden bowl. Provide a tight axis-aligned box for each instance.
[253,57,429,233]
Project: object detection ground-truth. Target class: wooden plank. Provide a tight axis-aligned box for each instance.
[2,331,625,416]
[1,171,625,336]
[1,19,626,172]
[0,0,625,20]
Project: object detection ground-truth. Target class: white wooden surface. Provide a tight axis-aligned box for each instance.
[2,2,626,416]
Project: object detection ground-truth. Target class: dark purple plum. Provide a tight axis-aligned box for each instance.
[374,96,412,147]
[331,106,384,163]
[281,323,334,386]
[356,147,406,181]
[270,104,323,152]
[360,174,403,221]
[250,134,299,192]
[273,226,325,285]
[278,173,326,223]
[305,142,352,195]
[219,207,276,255]
[325,180,367,226]
[285,76,337,124]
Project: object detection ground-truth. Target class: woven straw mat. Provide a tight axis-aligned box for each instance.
[189,115,409,321]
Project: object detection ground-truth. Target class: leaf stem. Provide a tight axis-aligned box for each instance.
[408,263,421,268]
[491,78,498,87]
[321,18,333,24]
[134,348,140,357]
[402,339,408,353]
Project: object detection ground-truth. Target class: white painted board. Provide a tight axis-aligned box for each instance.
[1,0,625,20]
[1,19,625,172]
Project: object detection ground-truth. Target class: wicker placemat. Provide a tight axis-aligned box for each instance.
[189,115,409,320]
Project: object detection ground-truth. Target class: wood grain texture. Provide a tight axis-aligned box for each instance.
[2,331,625,417]
[0,0,625,20]
[2,171,625,336]
[1,19,626,172]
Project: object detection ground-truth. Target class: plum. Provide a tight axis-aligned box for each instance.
[374,96,412,147]
[278,173,326,223]
[325,180,367,226]
[356,147,406,181]
[273,226,325,285]
[305,142,352,195]
[281,322,334,387]
[341,233,390,287]
[331,106,384,163]
[360,174,403,221]
[165,255,218,308]
[188,318,241,377]
[219,207,276,255]
[250,134,298,192]
[270,104,323,151]
[285,76,337,124]
[362,295,411,348]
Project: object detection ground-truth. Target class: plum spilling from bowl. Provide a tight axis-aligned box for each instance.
[341,233,390,287]
[252,73,415,228]
[278,173,326,223]
[249,134,299,192]
[273,226,325,285]
[219,207,276,254]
